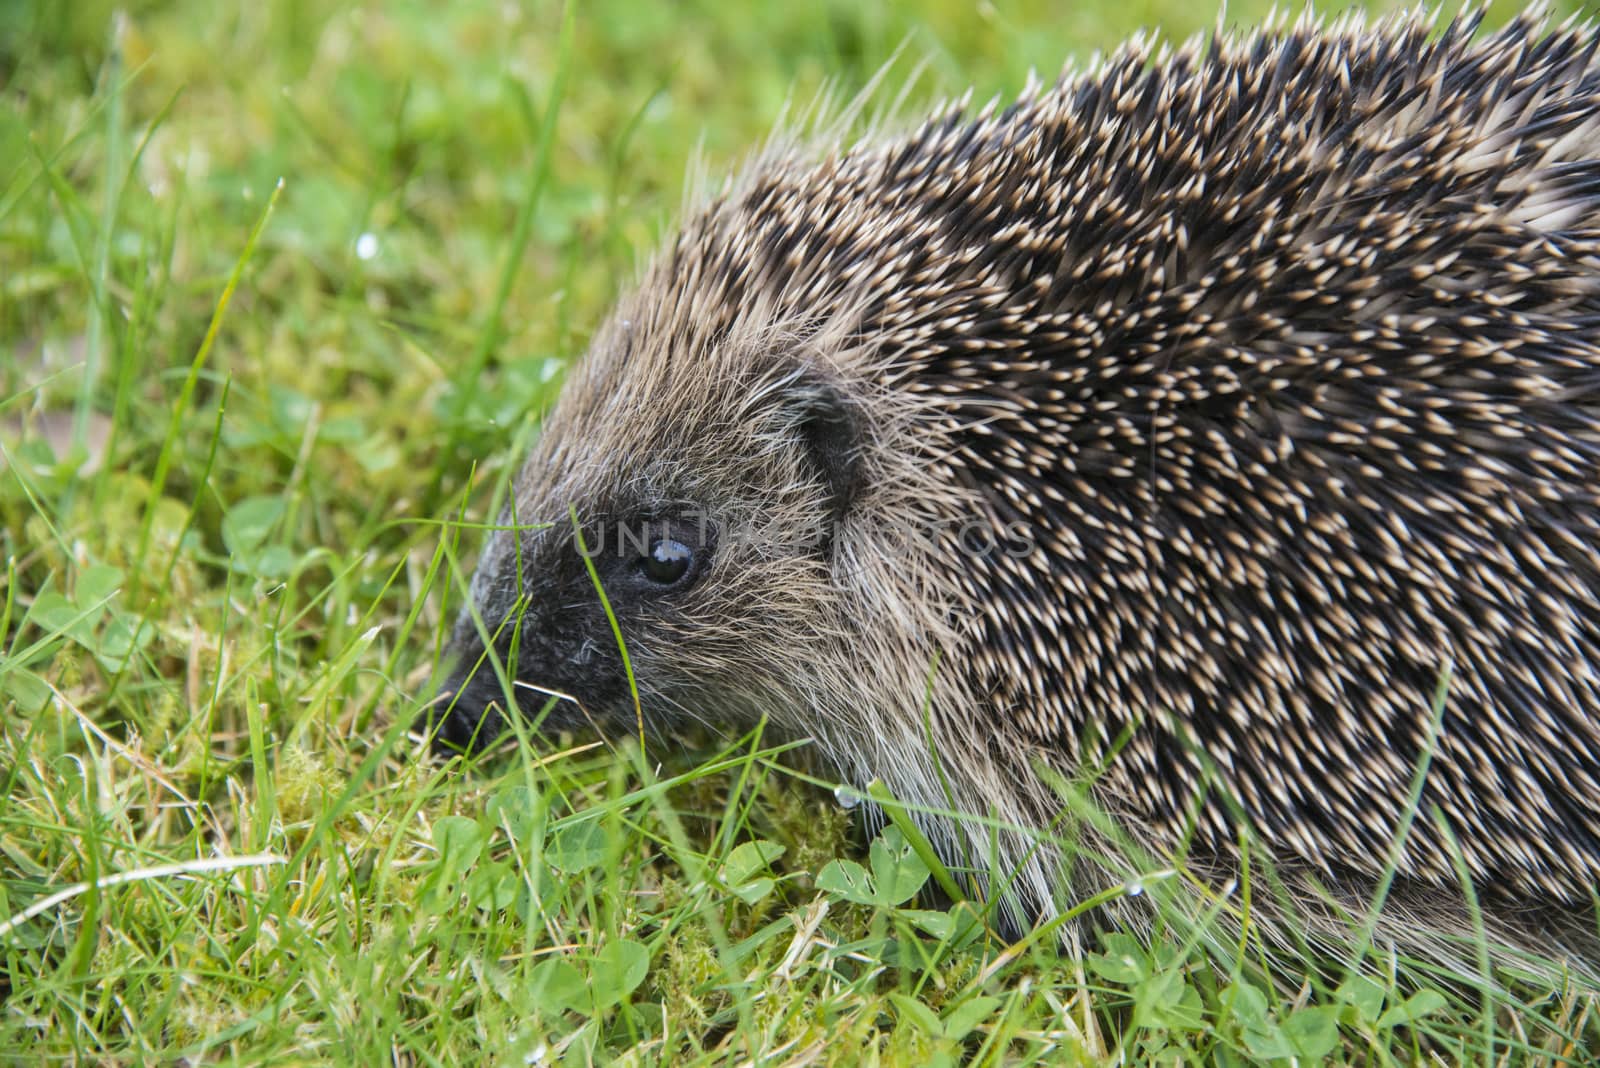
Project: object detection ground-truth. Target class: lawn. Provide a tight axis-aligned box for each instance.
[3,0,1598,1063]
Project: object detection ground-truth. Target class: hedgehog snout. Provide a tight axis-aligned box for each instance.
[424,661,508,756]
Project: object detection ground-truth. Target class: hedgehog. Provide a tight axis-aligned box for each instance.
[430,8,1600,973]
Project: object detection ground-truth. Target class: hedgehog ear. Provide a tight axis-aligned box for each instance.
[790,377,859,535]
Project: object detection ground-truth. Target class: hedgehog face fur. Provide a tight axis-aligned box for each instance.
[434,9,1600,964]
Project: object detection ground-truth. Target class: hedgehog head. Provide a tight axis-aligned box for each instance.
[426,216,984,755]
[435,343,843,746]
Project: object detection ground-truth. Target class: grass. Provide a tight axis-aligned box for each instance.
[3,0,1598,1063]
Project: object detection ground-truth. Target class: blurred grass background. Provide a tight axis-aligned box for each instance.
[3,0,1596,1063]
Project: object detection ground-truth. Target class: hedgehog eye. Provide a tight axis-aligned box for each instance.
[641,537,693,585]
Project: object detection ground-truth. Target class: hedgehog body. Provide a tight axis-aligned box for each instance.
[438,9,1600,969]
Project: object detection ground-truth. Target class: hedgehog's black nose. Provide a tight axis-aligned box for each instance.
[423,666,508,756]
